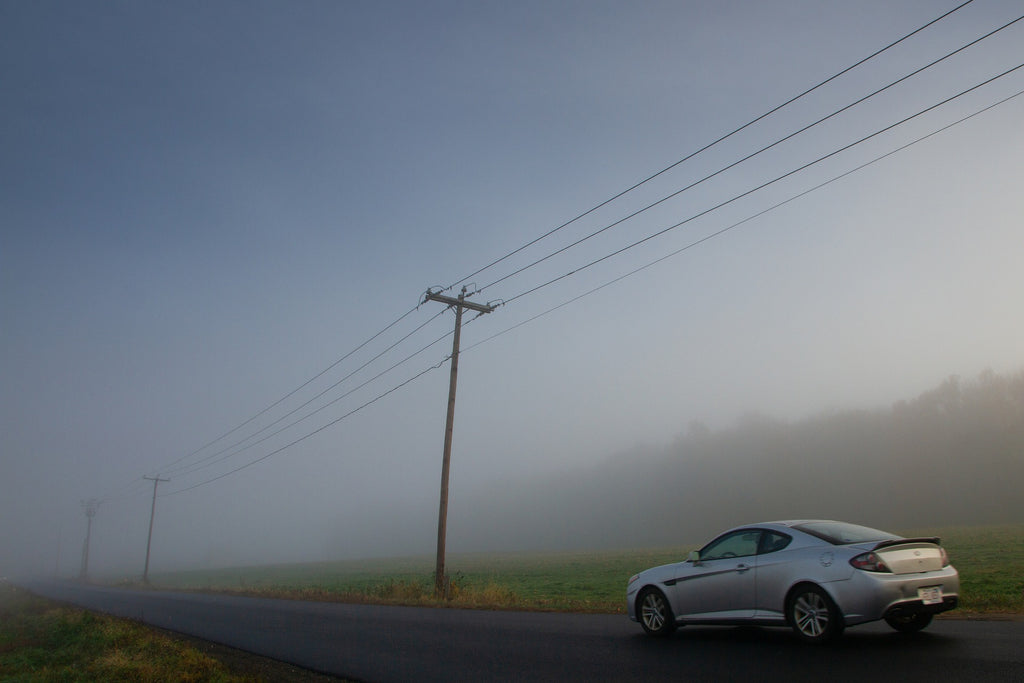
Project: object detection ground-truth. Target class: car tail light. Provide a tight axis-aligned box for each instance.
[940,547,950,567]
[850,552,892,572]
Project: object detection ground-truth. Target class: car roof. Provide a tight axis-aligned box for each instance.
[724,520,902,545]
[718,520,852,536]
[730,520,832,530]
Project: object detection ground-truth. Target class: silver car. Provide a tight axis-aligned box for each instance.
[627,520,959,642]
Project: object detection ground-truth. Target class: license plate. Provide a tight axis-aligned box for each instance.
[918,586,943,605]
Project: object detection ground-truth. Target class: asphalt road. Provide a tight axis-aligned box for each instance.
[19,580,1024,682]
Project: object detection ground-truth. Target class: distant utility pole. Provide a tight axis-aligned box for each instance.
[54,524,62,578]
[142,476,170,583]
[423,286,495,596]
[79,499,100,580]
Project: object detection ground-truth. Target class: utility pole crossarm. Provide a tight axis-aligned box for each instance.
[424,290,496,314]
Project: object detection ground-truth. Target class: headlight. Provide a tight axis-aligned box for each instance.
[628,574,639,586]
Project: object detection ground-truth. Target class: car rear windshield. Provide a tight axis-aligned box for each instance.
[793,521,898,545]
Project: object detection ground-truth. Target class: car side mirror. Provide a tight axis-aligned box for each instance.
[688,550,701,565]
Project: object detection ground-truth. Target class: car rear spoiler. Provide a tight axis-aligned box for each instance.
[872,536,941,550]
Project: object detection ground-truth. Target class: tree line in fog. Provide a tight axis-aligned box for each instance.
[458,369,1024,551]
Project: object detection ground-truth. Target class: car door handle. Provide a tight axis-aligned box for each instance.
[735,563,751,573]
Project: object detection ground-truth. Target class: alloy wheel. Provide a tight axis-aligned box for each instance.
[793,591,830,638]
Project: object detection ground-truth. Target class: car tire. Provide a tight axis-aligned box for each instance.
[787,584,844,643]
[885,612,933,633]
[637,587,676,636]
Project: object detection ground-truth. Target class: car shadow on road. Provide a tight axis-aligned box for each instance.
[629,624,956,651]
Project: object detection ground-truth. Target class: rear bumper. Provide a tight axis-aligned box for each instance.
[884,595,958,619]
[828,565,959,626]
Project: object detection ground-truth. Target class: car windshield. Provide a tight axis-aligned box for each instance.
[793,521,897,545]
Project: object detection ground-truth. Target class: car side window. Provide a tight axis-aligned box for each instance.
[759,531,792,554]
[700,530,761,560]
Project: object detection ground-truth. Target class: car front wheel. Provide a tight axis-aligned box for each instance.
[885,612,933,633]
[638,587,676,636]
[788,584,844,643]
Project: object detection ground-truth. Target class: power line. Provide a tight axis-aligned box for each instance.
[92,305,432,503]
[477,11,1024,295]
[165,324,455,481]
[443,0,977,293]
[161,308,448,478]
[152,303,424,476]
[500,60,1024,306]
[161,360,447,497]
[153,306,497,493]
[87,2,1002,502]
[98,476,150,504]
[463,86,1024,356]
[158,304,503,491]
[120,55,1024,500]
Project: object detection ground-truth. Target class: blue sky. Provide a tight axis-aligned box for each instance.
[2,0,1023,575]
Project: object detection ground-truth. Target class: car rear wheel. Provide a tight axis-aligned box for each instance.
[638,587,676,636]
[788,584,844,643]
[885,612,933,633]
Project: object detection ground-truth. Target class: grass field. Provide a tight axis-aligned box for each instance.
[143,524,1024,615]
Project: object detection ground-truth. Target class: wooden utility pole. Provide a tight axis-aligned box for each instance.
[142,476,170,583]
[79,499,100,580]
[55,524,62,578]
[424,286,495,596]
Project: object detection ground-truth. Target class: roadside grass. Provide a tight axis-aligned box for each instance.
[140,524,1024,616]
[144,546,691,613]
[0,583,347,682]
[0,582,250,682]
